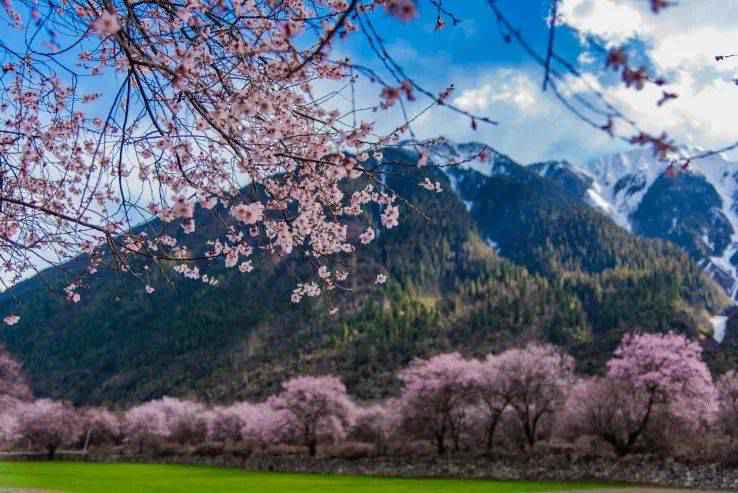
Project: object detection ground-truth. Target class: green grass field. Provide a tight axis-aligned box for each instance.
[0,462,620,493]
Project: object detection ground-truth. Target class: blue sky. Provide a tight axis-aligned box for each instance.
[333,0,624,164]
[337,0,738,166]
[350,1,583,71]
[4,0,737,167]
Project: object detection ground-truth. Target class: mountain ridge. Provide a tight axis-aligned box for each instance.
[528,147,738,304]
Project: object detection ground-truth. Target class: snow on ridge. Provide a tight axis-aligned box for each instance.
[688,153,738,300]
[398,138,498,176]
[579,150,666,232]
[538,147,738,306]
[711,315,729,343]
[402,139,738,307]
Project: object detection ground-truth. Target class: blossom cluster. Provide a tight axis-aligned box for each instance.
[0,0,425,321]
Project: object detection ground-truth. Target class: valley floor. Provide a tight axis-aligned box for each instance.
[0,462,619,493]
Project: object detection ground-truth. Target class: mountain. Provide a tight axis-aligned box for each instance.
[0,143,730,406]
[530,150,738,307]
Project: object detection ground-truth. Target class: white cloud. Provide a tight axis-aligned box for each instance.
[559,0,738,152]
[453,70,538,113]
[410,66,621,164]
[559,0,644,46]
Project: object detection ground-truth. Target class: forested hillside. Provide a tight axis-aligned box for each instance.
[0,146,729,405]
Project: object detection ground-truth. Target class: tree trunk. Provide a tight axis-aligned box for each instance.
[308,440,317,457]
[47,445,57,461]
[524,422,536,448]
[485,415,501,452]
[435,432,446,456]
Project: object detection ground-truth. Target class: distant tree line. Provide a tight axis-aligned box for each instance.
[1,333,737,462]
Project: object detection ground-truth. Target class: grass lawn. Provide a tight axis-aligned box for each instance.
[0,462,621,493]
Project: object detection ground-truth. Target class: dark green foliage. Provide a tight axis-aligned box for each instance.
[632,173,733,258]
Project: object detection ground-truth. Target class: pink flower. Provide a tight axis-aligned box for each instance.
[224,250,238,268]
[419,178,442,193]
[145,285,155,294]
[91,11,121,37]
[230,202,264,225]
[375,273,387,285]
[172,196,194,219]
[3,315,20,326]
[417,150,429,167]
[385,0,417,21]
[381,205,399,229]
[359,227,375,245]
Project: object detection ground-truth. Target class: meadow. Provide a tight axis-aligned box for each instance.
[0,462,618,493]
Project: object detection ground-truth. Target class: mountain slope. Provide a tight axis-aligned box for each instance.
[0,145,728,405]
[531,149,738,304]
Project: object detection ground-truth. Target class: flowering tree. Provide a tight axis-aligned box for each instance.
[80,407,125,447]
[493,343,574,449]
[0,0,720,328]
[123,400,169,451]
[0,346,31,403]
[600,332,717,454]
[0,0,496,324]
[158,398,209,445]
[239,401,290,447]
[269,375,356,456]
[397,352,479,455]
[470,355,510,452]
[0,347,32,446]
[351,400,398,455]
[207,405,245,443]
[560,377,657,456]
[15,399,82,459]
[717,371,738,444]
[208,401,287,447]
[129,397,208,445]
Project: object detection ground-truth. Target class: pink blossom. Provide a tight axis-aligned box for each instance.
[397,353,479,455]
[91,11,121,37]
[0,345,32,401]
[3,315,19,326]
[381,205,399,229]
[717,371,738,441]
[491,344,575,448]
[359,227,375,244]
[15,399,82,459]
[230,202,264,225]
[269,375,357,456]
[172,196,194,219]
[419,178,443,193]
[385,0,417,21]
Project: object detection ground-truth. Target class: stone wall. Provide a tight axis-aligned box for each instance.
[76,452,738,490]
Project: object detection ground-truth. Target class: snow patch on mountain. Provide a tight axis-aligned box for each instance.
[687,154,738,300]
[579,150,666,230]
[406,139,738,307]
[400,138,514,177]
[711,315,729,343]
[531,147,738,304]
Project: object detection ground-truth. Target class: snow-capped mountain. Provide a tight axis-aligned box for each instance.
[532,149,738,303]
[401,138,738,307]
